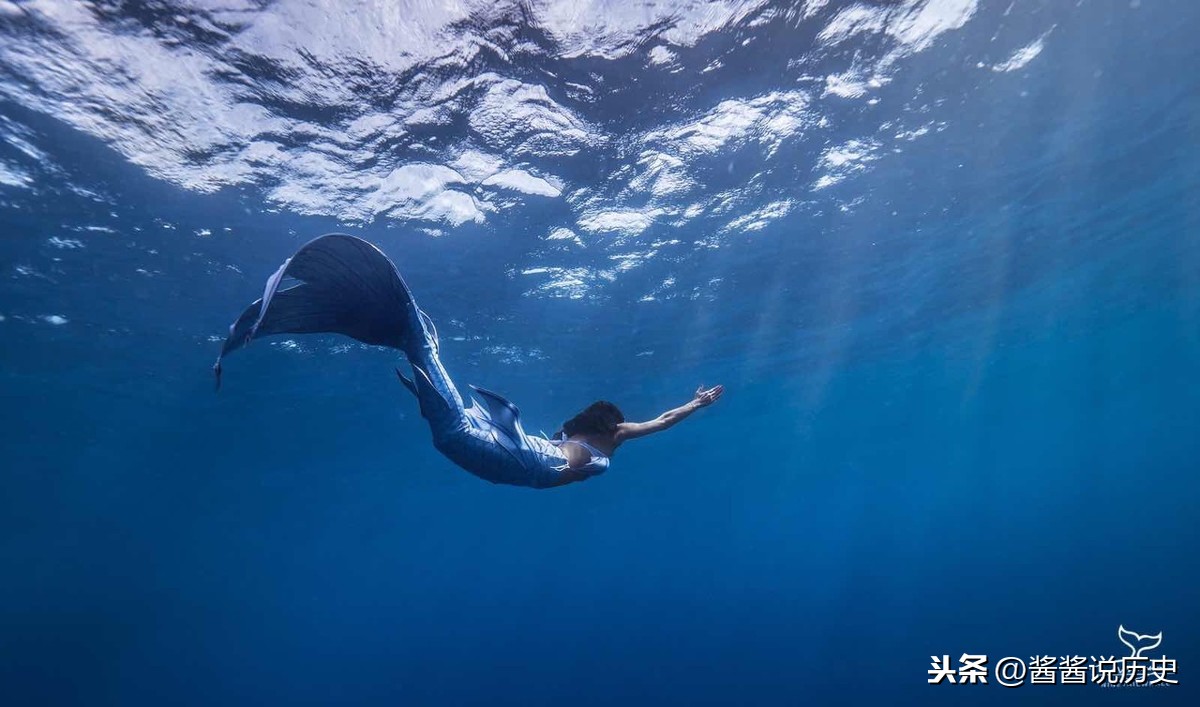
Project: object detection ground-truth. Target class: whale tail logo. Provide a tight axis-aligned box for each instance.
[1117,625,1162,658]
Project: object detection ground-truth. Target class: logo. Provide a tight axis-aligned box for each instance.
[928,625,1179,688]
[1117,625,1161,658]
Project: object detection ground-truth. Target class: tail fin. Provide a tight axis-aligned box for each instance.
[213,234,422,389]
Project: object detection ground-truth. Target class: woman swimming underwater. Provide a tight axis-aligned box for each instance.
[214,234,724,489]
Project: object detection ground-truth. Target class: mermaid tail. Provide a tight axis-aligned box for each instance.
[213,233,425,388]
[213,233,581,488]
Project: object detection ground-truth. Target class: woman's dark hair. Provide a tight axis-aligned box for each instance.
[561,401,624,437]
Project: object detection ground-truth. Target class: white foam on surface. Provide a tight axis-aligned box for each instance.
[0,0,1050,298]
[993,35,1047,72]
[482,169,562,197]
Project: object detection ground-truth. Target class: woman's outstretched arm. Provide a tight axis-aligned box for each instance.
[614,385,724,445]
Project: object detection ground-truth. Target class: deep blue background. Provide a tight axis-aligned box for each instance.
[2,1,1198,705]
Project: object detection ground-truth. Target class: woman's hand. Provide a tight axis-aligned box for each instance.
[693,384,724,408]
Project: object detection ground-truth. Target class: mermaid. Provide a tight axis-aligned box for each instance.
[214,234,723,489]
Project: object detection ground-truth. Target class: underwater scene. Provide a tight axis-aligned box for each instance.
[1,1,1197,705]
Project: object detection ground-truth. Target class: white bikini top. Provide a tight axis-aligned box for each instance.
[548,434,610,477]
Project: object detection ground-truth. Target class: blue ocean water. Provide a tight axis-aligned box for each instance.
[1,1,1198,704]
